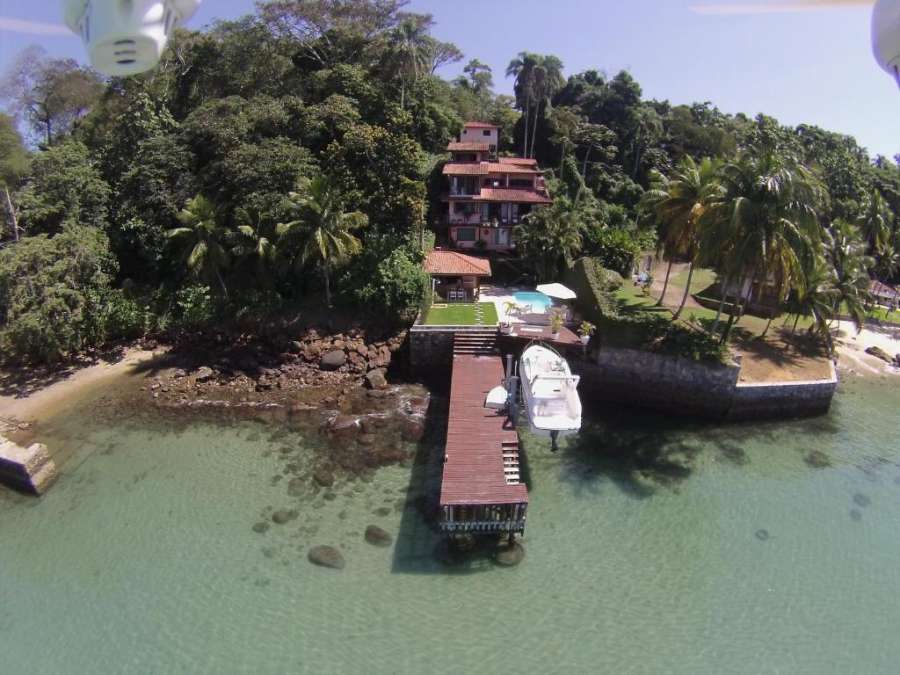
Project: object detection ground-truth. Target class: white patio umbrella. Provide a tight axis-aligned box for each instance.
[536,283,577,300]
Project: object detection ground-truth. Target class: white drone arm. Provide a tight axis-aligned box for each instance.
[873,0,900,86]
[62,0,201,77]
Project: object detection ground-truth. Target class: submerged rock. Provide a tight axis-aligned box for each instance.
[850,509,863,522]
[364,525,393,547]
[272,509,298,524]
[853,493,871,508]
[313,469,334,488]
[252,521,270,534]
[804,450,831,469]
[494,542,525,567]
[308,545,345,570]
[755,529,770,541]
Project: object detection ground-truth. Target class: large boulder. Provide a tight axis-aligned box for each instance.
[865,346,893,364]
[326,415,360,440]
[364,525,393,547]
[308,545,345,570]
[365,368,388,390]
[272,509,298,524]
[494,542,525,567]
[193,366,215,383]
[320,350,347,371]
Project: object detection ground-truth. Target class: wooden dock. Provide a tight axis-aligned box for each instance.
[439,332,528,535]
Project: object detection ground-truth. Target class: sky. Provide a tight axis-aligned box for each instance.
[0,0,897,157]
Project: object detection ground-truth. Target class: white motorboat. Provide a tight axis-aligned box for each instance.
[518,344,582,440]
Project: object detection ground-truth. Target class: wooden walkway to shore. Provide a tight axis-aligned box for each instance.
[439,335,528,535]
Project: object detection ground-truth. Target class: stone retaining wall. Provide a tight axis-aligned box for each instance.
[409,327,838,420]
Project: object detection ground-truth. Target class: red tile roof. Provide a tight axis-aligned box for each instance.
[443,162,539,176]
[463,121,499,129]
[424,250,492,277]
[443,163,490,176]
[477,188,552,204]
[498,157,538,166]
[870,279,898,298]
[440,354,528,506]
[448,142,491,152]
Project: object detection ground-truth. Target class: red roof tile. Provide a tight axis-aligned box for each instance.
[463,121,499,129]
[498,157,538,166]
[485,162,539,175]
[477,188,552,204]
[424,250,492,277]
[443,163,490,176]
[448,142,490,152]
[440,354,528,506]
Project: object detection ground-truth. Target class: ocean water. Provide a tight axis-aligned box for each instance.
[1,375,900,674]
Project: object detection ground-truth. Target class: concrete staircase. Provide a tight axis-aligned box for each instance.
[453,329,499,356]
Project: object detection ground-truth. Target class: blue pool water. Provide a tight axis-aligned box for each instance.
[514,291,553,313]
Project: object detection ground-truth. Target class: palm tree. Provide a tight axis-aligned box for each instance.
[168,195,231,297]
[228,207,279,288]
[826,219,872,334]
[641,156,721,318]
[528,55,565,159]
[856,188,892,255]
[277,176,368,309]
[515,193,585,281]
[506,52,539,158]
[705,152,823,341]
[786,253,839,348]
[382,16,431,109]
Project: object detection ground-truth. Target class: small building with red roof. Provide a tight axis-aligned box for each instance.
[437,122,551,253]
[424,249,492,303]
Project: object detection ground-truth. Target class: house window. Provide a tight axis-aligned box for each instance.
[480,203,490,220]
[483,129,491,136]
[456,227,477,242]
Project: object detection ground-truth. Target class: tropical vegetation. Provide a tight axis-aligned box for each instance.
[0,0,898,363]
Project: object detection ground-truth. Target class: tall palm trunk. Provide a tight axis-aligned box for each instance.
[581,147,591,180]
[760,314,774,338]
[521,100,530,158]
[673,261,695,320]
[400,81,405,110]
[529,100,540,159]
[720,272,750,345]
[322,263,332,309]
[711,273,732,333]
[3,186,18,241]
[215,268,229,298]
[657,259,673,307]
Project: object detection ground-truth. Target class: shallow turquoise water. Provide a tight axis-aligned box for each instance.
[2,375,900,674]
[514,291,553,313]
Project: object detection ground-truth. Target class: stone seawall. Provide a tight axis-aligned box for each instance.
[727,361,838,421]
[573,347,836,420]
[409,328,838,420]
[0,435,58,495]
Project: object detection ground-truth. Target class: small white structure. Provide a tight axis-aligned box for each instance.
[536,283,577,301]
[63,0,201,76]
[519,344,582,438]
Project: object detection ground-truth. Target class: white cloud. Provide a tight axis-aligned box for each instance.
[689,1,872,15]
[0,16,71,36]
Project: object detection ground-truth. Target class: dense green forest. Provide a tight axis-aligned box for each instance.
[1,0,898,363]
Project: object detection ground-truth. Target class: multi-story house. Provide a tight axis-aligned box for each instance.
[439,122,551,253]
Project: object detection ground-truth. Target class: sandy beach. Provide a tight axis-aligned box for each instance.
[834,321,900,376]
[0,347,164,428]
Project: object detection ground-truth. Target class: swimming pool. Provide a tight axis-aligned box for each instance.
[514,291,553,313]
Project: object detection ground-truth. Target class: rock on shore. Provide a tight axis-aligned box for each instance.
[364,525,393,547]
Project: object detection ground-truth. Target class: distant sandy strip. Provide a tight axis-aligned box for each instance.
[835,321,900,376]
[0,348,164,425]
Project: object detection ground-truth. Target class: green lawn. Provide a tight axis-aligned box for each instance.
[422,302,499,326]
